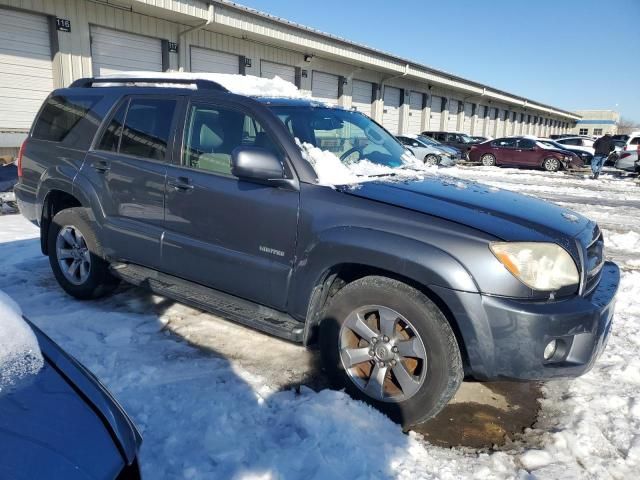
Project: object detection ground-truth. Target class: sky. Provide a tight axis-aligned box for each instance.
[241,0,640,122]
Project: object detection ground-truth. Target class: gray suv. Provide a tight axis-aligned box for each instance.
[15,75,619,427]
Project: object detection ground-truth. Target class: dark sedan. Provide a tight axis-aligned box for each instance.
[468,137,583,171]
[538,139,593,165]
[0,311,142,480]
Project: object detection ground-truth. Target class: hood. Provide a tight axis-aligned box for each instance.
[341,175,592,244]
[0,321,140,480]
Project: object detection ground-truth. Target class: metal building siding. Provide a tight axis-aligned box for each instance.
[462,102,473,134]
[312,71,339,104]
[191,46,239,74]
[351,79,373,117]
[406,91,423,134]
[447,99,459,131]
[91,26,163,75]
[429,95,442,130]
[0,8,53,131]
[260,60,295,84]
[382,86,401,134]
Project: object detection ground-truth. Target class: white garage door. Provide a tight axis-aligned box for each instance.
[447,99,459,131]
[91,26,162,76]
[0,9,53,132]
[312,71,339,105]
[382,86,401,134]
[260,60,295,84]
[429,96,443,130]
[462,102,473,134]
[191,47,239,74]
[407,91,424,134]
[351,79,373,118]
[488,108,497,136]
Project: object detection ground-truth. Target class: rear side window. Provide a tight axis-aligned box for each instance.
[32,95,100,142]
[96,97,177,161]
[631,137,640,145]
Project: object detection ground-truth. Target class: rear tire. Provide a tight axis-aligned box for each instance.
[543,157,561,172]
[319,276,463,428]
[481,153,496,166]
[424,154,440,166]
[47,208,119,299]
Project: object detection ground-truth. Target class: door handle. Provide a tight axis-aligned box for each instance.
[167,177,194,191]
[92,160,110,173]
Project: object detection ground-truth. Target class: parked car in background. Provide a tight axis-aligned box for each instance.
[421,131,475,156]
[16,73,619,428]
[414,134,463,160]
[469,135,492,144]
[468,136,583,171]
[538,138,593,165]
[549,134,573,140]
[396,135,457,166]
[0,162,18,192]
[555,136,595,155]
[612,134,630,143]
[615,149,639,172]
[622,133,640,152]
[0,293,142,480]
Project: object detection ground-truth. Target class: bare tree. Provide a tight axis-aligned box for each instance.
[617,117,640,135]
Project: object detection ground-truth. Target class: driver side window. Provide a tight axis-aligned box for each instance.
[183,104,281,177]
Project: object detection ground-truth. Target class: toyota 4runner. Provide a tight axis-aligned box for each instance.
[15,73,620,427]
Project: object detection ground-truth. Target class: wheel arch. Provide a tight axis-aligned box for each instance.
[39,188,83,255]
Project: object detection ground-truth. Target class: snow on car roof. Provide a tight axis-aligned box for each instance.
[96,71,307,98]
[0,289,43,391]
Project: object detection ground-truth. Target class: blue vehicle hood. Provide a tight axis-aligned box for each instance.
[341,175,592,243]
[0,321,140,480]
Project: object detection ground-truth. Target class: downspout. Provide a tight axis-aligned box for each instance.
[178,3,215,72]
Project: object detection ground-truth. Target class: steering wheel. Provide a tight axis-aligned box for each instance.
[340,145,365,161]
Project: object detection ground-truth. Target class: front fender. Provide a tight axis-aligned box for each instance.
[288,226,479,319]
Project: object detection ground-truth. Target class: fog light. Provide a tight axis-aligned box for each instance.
[543,339,558,360]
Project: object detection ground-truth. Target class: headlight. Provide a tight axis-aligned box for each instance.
[563,156,570,161]
[490,242,579,291]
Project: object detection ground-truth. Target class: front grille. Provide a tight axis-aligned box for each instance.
[584,227,604,295]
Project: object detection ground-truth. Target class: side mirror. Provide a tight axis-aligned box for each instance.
[412,142,420,147]
[231,146,287,185]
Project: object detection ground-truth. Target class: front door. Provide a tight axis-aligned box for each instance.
[81,95,179,269]
[162,100,299,310]
[516,138,541,166]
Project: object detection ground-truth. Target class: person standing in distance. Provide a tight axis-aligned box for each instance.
[591,132,615,179]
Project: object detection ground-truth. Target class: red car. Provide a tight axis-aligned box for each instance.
[468,137,583,171]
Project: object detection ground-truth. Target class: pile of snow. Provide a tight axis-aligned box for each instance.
[0,289,43,391]
[97,71,305,98]
[297,140,433,187]
[605,230,640,252]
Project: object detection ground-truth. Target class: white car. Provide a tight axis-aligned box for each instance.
[396,135,458,166]
[615,149,639,172]
[555,136,595,155]
[622,132,640,153]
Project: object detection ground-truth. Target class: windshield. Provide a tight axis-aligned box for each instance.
[269,106,407,168]
[537,141,559,149]
[417,135,442,146]
[459,134,474,144]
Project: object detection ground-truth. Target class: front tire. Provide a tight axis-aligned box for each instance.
[319,276,463,427]
[48,208,119,299]
[543,157,561,172]
[481,153,496,166]
[424,154,440,166]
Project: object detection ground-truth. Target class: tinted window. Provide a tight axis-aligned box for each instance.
[518,139,536,149]
[32,95,100,142]
[119,98,177,161]
[493,138,517,148]
[561,138,580,146]
[630,137,640,145]
[183,104,281,177]
[97,100,128,152]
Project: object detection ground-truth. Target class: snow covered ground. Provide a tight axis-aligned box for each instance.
[0,166,638,479]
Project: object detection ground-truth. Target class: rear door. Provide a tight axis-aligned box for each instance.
[162,99,299,310]
[82,95,180,269]
[492,137,518,164]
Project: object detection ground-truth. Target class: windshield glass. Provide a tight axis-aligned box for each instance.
[537,141,557,149]
[417,135,442,146]
[459,134,474,144]
[269,106,407,168]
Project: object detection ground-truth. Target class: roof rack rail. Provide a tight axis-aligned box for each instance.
[68,77,229,92]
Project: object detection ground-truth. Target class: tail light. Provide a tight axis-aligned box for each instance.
[623,145,628,151]
[17,139,27,178]
[620,152,631,159]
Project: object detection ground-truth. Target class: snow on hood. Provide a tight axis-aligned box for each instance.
[96,71,306,98]
[0,290,43,391]
[296,140,436,187]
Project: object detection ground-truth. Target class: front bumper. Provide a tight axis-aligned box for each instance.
[432,261,620,381]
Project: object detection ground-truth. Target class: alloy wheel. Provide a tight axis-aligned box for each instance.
[481,154,496,166]
[56,225,91,286]
[339,305,427,402]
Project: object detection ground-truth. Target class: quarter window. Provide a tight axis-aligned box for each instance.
[183,104,281,177]
[32,95,101,142]
[630,137,640,145]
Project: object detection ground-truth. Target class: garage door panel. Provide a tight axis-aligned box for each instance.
[429,95,442,130]
[447,99,459,131]
[261,61,295,84]
[312,71,339,105]
[352,79,373,117]
[407,91,423,134]
[462,103,473,134]
[92,26,162,76]
[0,8,53,132]
[191,47,239,74]
[382,86,401,134]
